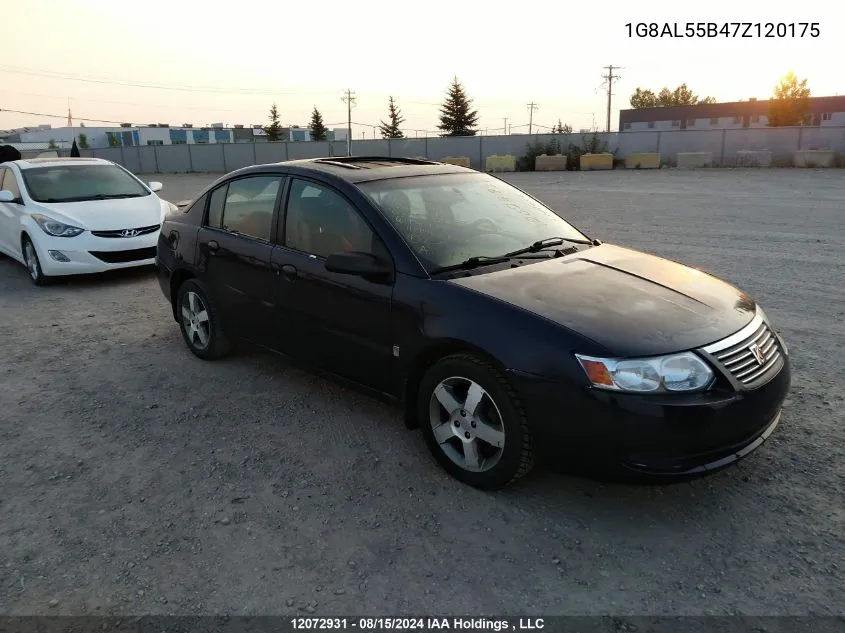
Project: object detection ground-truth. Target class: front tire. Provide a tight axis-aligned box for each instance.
[176,279,232,360]
[417,353,535,490]
[22,235,50,286]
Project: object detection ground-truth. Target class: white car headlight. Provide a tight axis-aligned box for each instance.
[31,214,85,237]
[575,351,714,393]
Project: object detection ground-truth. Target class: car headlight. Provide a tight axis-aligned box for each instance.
[31,214,85,237]
[575,351,714,393]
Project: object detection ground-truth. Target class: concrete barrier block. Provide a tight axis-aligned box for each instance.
[735,150,772,167]
[677,152,713,168]
[580,153,613,171]
[624,153,660,169]
[794,149,835,167]
[485,154,516,172]
[535,154,568,171]
[441,156,471,168]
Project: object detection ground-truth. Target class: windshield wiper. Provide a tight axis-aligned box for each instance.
[61,193,146,202]
[430,255,512,275]
[502,236,596,258]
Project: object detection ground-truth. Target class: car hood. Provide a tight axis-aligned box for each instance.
[448,243,756,357]
[32,195,166,231]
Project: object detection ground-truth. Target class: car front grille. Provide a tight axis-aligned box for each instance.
[90,224,160,238]
[701,315,784,388]
[89,247,157,263]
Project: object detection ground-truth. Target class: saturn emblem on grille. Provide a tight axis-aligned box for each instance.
[748,342,766,366]
[119,229,141,237]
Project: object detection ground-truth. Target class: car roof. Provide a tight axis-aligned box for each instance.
[237,156,475,183]
[12,157,112,170]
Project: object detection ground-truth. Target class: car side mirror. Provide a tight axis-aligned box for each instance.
[0,190,14,203]
[148,181,163,192]
[325,251,393,282]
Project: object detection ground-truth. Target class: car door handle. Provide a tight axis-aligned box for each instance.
[280,264,298,280]
[207,240,219,254]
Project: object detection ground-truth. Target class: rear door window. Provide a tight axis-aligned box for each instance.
[219,176,282,241]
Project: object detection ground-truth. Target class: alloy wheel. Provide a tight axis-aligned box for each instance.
[181,290,211,350]
[24,241,39,281]
[428,376,506,473]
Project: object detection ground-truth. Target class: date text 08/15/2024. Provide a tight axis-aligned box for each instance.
[290,618,545,631]
[625,22,820,38]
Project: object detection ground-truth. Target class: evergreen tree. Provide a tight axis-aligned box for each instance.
[264,102,283,141]
[437,76,479,137]
[379,96,405,139]
[309,107,328,141]
[553,119,572,134]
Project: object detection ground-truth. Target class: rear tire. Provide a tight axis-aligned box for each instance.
[176,279,232,360]
[417,353,535,490]
[22,235,50,286]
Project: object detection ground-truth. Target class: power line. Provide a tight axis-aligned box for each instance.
[601,65,623,133]
[526,102,538,135]
[0,64,327,97]
[0,107,127,125]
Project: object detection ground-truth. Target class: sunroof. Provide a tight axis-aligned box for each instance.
[313,156,438,169]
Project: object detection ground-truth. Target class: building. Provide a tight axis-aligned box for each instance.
[619,95,845,132]
[1,125,130,149]
[2,122,350,148]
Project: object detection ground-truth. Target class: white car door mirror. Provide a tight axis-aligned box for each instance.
[0,190,15,203]
[148,181,163,192]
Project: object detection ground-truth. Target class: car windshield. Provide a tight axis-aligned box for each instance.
[21,164,150,203]
[358,172,590,271]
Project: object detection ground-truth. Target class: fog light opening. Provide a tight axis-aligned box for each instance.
[48,250,71,262]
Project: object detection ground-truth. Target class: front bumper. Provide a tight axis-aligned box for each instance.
[31,230,159,276]
[509,356,791,477]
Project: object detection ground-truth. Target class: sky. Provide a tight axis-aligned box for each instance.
[1,0,839,137]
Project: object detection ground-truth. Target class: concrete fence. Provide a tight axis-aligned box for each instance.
[66,126,845,173]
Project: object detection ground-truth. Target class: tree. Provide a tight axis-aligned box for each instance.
[379,96,405,139]
[768,72,811,127]
[77,133,89,149]
[552,119,572,134]
[630,83,716,108]
[309,107,328,141]
[47,139,58,150]
[630,88,658,109]
[264,102,283,141]
[437,76,479,136]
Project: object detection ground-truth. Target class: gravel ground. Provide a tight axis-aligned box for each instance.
[0,169,842,617]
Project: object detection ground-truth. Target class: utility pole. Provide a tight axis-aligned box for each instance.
[341,88,357,156]
[503,117,508,136]
[601,65,623,133]
[527,102,538,135]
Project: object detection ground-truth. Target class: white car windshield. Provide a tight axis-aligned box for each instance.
[358,172,589,271]
[21,165,151,203]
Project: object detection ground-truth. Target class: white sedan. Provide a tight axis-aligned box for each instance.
[0,157,177,285]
